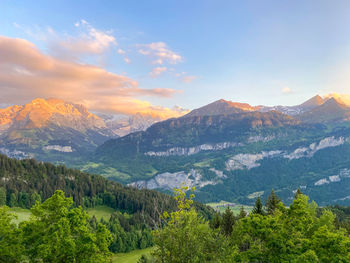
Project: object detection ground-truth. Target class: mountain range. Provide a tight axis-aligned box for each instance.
[93,95,350,206]
[3,95,350,206]
[0,98,162,162]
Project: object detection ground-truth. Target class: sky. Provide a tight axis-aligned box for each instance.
[1,0,350,117]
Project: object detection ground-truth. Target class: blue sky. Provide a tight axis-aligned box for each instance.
[1,0,350,115]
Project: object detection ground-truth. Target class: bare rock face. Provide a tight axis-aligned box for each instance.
[129,169,218,190]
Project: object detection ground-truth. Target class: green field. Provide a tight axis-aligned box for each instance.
[207,201,253,215]
[85,205,115,221]
[112,247,153,263]
[9,207,31,224]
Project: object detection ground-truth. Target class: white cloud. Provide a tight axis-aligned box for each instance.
[282,86,292,94]
[117,48,126,55]
[150,67,167,78]
[138,42,182,65]
[124,57,131,64]
[182,75,197,83]
[50,20,117,58]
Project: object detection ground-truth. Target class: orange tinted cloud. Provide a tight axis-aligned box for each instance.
[0,36,185,118]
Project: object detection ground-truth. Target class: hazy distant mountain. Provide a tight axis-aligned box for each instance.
[98,113,162,137]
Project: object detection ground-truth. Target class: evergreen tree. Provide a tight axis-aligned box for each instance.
[0,187,6,206]
[9,193,17,207]
[30,192,41,206]
[265,190,280,215]
[238,206,247,219]
[221,207,235,236]
[252,197,265,215]
[294,188,303,199]
[209,212,221,229]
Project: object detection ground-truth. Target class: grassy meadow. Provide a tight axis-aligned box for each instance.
[112,247,153,263]
[207,201,253,215]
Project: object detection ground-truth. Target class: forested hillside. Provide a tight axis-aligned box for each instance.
[0,154,214,254]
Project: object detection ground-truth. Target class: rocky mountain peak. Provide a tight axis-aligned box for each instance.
[0,98,106,131]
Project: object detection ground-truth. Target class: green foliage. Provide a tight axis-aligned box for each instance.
[0,187,6,206]
[265,190,280,215]
[252,196,265,215]
[238,206,247,219]
[153,190,350,262]
[221,207,235,236]
[153,186,237,262]
[0,206,23,263]
[21,190,112,262]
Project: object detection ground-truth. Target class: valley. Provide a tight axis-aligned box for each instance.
[3,95,350,206]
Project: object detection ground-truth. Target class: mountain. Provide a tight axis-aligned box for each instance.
[185,99,256,117]
[0,98,116,162]
[298,95,325,109]
[92,94,350,206]
[100,113,162,137]
[299,98,350,123]
[4,94,350,206]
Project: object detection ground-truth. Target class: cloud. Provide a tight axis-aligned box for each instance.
[282,86,292,94]
[124,57,131,64]
[182,75,197,83]
[150,67,167,78]
[117,48,131,64]
[138,42,182,65]
[0,36,183,118]
[85,97,189,119]
[117,48,125,55]
[50,20,117,58]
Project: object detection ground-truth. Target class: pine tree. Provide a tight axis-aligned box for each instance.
[0,187,6,206]
[209,213,221,229]
[266,190,280,215]
[221,207,235,236]
[238,206,247,219]
[252,197,265,215]
[9,193,17,207]
[294,188,303,199]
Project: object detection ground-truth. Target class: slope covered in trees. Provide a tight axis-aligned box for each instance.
[0,154,214,254]
[0,154,212,225]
